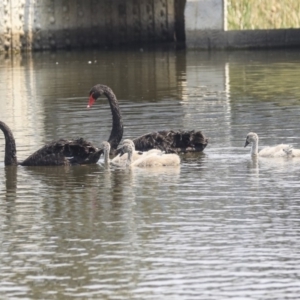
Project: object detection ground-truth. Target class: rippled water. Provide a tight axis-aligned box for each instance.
[1,49,300,299]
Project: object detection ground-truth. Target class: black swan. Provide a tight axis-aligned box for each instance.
[1,86,123,166]
[0,120,101,166]
[88,84,208,154]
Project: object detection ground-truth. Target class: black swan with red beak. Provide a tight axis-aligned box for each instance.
[1,86,123,166]
[88,84,208,154]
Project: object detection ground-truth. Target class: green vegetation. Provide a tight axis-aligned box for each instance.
[227,0,300,30]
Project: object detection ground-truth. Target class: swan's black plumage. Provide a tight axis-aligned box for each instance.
[88,84,123,155]
[133,130,208,153]
[88,84,208,154]
[1,121,17,166]
[1,85,125,166]
[0,121,100,166]
[20,138,101,166]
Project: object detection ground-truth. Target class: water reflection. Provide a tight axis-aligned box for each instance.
[4,166,17,194]
[1,49,300,298]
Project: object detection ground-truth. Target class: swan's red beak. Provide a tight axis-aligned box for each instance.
[87,95,95,108]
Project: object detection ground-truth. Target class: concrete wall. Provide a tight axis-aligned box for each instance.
[1,0,300,52]
[0,0,177,52]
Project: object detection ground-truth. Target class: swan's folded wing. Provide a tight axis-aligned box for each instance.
[259,144,292,157]
[133,130,208,153]
[65,138,101,164]
[21,138,101,166]
[133,131,172,152]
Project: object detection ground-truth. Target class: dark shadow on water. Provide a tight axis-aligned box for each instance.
[23,164,103,188]
[5,166,17,194]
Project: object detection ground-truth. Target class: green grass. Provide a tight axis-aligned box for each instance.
[227,0,300,30]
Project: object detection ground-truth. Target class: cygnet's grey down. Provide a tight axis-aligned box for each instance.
[100,140,180,167]
[112,139,164,165]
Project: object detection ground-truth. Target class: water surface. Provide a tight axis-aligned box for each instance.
[1,49,300,299]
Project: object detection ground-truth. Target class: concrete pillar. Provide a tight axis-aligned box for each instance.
[185,0,226,31]
[184,0,227,48]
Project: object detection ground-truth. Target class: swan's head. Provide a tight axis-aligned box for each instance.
[244,132,258,147]
[117,140,135,156]
[122,143,134,155]
[100,141,111,154]
[117,139,135,156]
[87,84,106,108]
[122,139,135,150]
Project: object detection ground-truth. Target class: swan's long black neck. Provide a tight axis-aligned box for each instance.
[102,86,123,152]
[0,121,18,166]
[90,84,123,153]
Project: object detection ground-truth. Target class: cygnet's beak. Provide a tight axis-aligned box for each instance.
[244,140,250,148]
[119,151,126,157]
[116,145,125,156]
